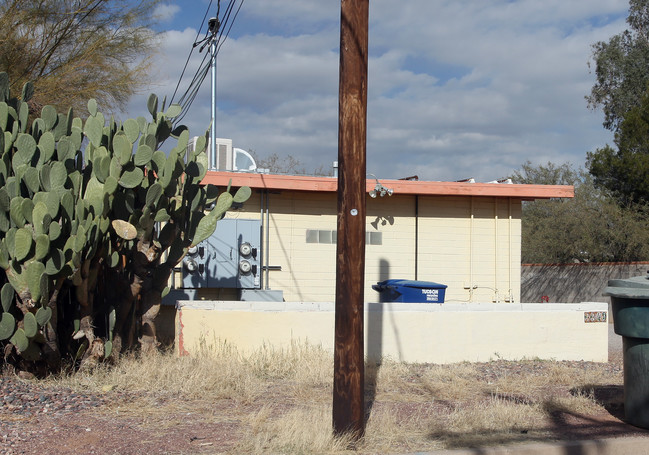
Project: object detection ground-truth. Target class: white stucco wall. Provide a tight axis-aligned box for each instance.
[175,301,609,363]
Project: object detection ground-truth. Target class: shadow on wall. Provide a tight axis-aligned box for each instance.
[521,262,649,303]
[365,258,388,423]
[369,214,394,231]
[366,258,406,423]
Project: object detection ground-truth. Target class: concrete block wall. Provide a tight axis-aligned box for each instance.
[521,262,649,303]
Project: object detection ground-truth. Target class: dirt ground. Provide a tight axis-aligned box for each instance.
[2,326,649,455]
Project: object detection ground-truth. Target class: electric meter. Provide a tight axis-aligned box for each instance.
[239,242,252,257]
[239,259,252,274]
[184,258,198,273]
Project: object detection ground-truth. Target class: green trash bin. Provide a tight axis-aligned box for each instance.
[604,274,649,429]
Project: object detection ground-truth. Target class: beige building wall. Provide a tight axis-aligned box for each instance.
[417,196,522,303]
[225,190,522,303]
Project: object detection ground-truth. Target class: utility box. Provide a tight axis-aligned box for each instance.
[181,218,261,290]
[372,279,447,303]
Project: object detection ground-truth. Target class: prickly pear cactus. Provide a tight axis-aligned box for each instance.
[96,93,251,353]
[0,73,250,373]
[0,74,83,367]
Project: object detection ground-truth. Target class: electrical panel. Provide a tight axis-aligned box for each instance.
[181,218,261,289]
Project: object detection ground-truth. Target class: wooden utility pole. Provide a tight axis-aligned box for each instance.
[333,0,369,438]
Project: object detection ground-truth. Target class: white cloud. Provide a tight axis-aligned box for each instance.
[125,0,629,182]
[154,4,181,22]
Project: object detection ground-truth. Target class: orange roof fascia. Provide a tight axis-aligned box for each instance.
[201,171,574,199]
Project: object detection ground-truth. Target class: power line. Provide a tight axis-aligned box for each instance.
[174,48,212,124]
[170,0,246,129]
[216,0,245,55]
[169,0,213,106]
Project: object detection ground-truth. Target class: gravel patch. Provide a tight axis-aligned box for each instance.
[1,377,105,418]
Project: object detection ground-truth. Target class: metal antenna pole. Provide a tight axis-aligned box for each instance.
[209,17,219,170]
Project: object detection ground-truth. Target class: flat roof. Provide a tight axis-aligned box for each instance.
[201,171,574,200]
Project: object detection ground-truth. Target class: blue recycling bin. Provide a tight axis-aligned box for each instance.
[372,279,447,303]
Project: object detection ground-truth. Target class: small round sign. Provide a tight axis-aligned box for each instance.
[350,209,358,216]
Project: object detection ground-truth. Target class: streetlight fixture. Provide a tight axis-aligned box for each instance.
[367,174,393,198]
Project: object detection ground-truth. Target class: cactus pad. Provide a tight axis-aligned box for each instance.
[0,187,10,211]
[123,118,140,143]
[48,221,61,241]
[34,234,49,261]
[10,328,29,352]
[104,340,113,358]
[9,196,25,226]
[22,167,40,194]
[1,282,14,312]
[151,150,166,172]
[38,131,56,162]
[26,260,45,302]
[50,161,67,189]
[14,133,37,166]
[36,306,52,327]
[14,228,33,262]
[21,198,34,224]
[134,144,153,166]
[0,239,8,269]
[145,183,163,208]
[94,155,111,183]
[118,165,144,189]
[32,201,50,236]
[112,219,137,240]
[23,312,38,338]
[60,191,74,219]
[84,114,103,147]
[87,98,98,117]
[113,133,132,165]
[109,250,120,268]
[191,212,219,247]
[0,312,15,340]
[147,94,158,117]
[0,211,9,233]
[45,249,65,275]
[41,105,58,131]
[21,81,34,102]
[154,209,171,222]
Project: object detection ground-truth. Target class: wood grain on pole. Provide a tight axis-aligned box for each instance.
[333,0,369,438]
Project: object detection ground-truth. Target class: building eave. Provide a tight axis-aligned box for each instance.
[201,171,574,199]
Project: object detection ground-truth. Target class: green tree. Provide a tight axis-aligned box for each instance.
[586,0,649,132]
[0,0,160,115]
[587,88,649,204]
[511,161,649,263]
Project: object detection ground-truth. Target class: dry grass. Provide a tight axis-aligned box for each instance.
[42,342,626,454]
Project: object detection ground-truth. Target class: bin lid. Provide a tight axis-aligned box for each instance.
[604,274,649,298]
[374,279,447,289]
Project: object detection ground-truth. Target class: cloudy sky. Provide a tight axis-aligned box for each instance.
[123,0,630,182]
